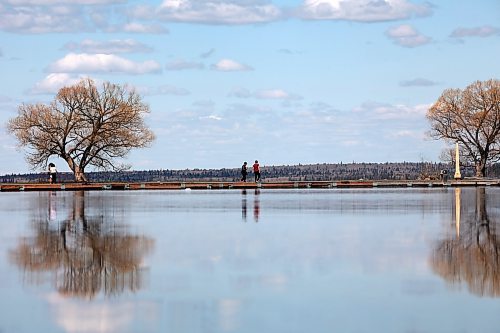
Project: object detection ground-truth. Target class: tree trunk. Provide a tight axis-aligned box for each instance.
[475,159,487,178]
[63,156,88,182]
[75,169,88,183]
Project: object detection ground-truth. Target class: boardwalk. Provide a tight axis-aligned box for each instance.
[2,179,500,192]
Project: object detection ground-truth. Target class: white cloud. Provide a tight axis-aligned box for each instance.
[386,24,431,47]
[299,0,431,22]
[255,89,301,100]
[166,59,204,70]
[390,130,423,139]
[230,88,302,100]
[399,78,438,87]
[0,5,88,33]
[353,101,430,120]
[136,84,190,96]
[30,73,83,94]
[112,22,169,34]
[64,39,154,54]
[200,114,223,121]
[155,0,283,24]
[450,25,500,38]
[211,59,252,72]
[5,0,123,4]
[47,53,162,74]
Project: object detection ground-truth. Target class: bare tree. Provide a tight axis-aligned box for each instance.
[426,79,500,177]
[7,79,155,182]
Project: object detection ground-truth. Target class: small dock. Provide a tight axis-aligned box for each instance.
[2,179,500,192]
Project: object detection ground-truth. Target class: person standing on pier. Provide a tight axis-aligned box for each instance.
[241,162,248,182]
[253,160,261,182]
[48,163,57,183]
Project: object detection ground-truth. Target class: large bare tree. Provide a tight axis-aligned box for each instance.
[427,79,500,177]
[7,79,155,182]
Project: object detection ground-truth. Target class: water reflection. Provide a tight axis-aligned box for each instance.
[9,191,154,299]
[254,189,260,223]
[431,187,500,297]
[241,189,260,222]
[241,190,247,221]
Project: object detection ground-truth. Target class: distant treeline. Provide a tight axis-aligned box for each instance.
[2,161,494,183]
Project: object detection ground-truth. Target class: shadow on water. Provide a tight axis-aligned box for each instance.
[8,191,154,299]
[431,187,500,297]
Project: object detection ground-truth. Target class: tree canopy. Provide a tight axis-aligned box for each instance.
[427,79,500,177]
[7,79,155,182]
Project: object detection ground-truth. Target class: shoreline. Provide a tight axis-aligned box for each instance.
[1,179,499,192]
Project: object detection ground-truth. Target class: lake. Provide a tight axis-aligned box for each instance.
[1,187,500,333]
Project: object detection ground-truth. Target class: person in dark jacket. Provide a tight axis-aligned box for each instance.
[241,162,248,182]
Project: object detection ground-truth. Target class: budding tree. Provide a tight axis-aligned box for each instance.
[426,79,500,177]
[7,79,155,182]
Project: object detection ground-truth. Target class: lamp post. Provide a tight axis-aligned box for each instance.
[454,142,461,180]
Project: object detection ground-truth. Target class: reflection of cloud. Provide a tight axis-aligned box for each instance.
[47,293,159,333]
[217,299,241,332]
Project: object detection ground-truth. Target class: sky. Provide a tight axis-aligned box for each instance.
[0,0,499,174]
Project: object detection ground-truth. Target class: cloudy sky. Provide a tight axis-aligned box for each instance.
[0,0,499,174]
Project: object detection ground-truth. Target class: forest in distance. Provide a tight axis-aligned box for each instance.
[3,161,500,184]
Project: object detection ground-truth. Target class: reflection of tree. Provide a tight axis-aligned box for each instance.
[10,191,153,299]
[431,188,500,297]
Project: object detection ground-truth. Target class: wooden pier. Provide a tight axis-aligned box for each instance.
[2,179,500,192]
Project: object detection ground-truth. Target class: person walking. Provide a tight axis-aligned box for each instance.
[48,163,57,183]
[241,162,248,182]
[253,160,260,182]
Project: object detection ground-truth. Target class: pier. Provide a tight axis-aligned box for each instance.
[2,179,500,192]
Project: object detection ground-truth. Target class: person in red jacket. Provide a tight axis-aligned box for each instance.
[252,160,260,182]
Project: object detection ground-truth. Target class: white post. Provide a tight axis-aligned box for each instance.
[455,187,461,238]
[454,142,461,180]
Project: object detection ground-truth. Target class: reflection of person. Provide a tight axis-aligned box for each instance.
[241,162,248,182]
[48,163,57,183]
[440,169,448,182]
[48,192,57,222]
[253,160,260,182]
[254,189,260,223]
[241,190,247,222]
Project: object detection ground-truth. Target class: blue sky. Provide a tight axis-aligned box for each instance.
[0,0,499,174]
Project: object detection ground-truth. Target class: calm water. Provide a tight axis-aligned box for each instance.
[1,188,500,333]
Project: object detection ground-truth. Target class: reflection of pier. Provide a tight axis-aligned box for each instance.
[431,187,500,297]
[9,191,154,298]
[3,179,500,191]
